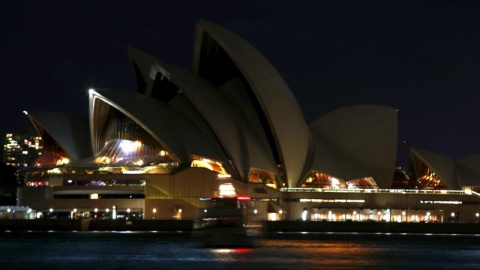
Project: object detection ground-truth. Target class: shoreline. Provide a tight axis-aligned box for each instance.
[1,219,480,234]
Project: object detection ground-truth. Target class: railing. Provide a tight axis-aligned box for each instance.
[280,187,468,195]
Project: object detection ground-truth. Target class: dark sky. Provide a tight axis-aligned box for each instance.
[2,0,480,166]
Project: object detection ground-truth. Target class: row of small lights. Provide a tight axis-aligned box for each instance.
[15,206,478,219]
[301,209,480,220]
[48,207,135,213]
[45,208,184,214]
[6,208,32,213]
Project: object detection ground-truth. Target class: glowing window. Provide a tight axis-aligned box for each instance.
[191,155,228,175]
[300,171,347,189]
[248,168,279,189]
[346,177,378,189]
[412,155,448,190]
[93,139,173,166]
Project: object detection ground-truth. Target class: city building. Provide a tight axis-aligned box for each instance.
[3,129,43,168]
[16,20,480,223]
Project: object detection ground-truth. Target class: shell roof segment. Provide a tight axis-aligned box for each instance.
[126,47,279,180]
[89,89,226,166]
[194,19,311,187]
[410,148,458,189]
[27,111,92,161]
[309,105,398,188]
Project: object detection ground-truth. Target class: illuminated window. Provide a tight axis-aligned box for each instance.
[300,171,347,189]
[191,155,228,175]
[91,106,174,167]
[30,128,68,168]
[248,168,279,189]
[219,183,236,196]
[412,156,448,190]
[345,177,378,189]
[93,139,172,166]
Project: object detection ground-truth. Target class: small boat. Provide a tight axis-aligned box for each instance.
[193,195,262,248]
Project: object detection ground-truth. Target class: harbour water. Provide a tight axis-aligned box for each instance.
[1,231,480,269]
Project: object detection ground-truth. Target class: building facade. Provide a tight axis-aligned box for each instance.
[16,20,480,223]
[3,129,43,168]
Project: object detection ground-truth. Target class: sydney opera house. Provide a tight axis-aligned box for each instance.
[17,20,480,223]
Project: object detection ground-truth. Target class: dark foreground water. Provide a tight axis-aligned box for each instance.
[1,231,480,269]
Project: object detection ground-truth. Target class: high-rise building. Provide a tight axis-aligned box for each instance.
[3,129,43,168]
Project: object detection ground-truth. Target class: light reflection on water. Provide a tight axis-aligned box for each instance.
[0,232,480,269]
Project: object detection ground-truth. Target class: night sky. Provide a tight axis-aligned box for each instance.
[2,0,480,166]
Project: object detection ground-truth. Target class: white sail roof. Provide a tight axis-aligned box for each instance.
[309,105,398,188]
[194,20,310,187]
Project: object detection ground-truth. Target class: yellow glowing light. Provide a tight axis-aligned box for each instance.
[47,168,62,174]
[191,156,228,175]
[219,183,236,196]
[56,158,70,166]
[90,194,99,200]
[96,156,111,164]
[133,159,144,166]
[134,141,142,148]
[266,183,276,189]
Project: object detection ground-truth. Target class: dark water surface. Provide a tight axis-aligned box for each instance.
[1,231,480,269]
